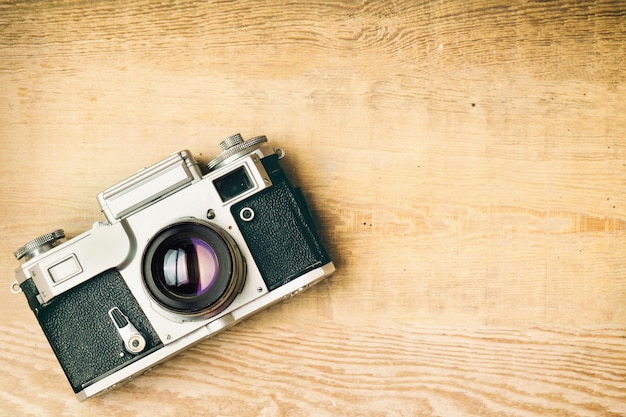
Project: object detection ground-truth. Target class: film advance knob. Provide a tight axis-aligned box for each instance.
[14,229,65,261]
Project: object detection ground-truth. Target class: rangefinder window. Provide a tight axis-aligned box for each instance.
[213,166,254,202]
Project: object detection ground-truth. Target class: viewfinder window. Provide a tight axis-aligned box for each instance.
[213,167,254,202]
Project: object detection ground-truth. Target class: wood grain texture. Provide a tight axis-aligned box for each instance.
[2,318,626,416]
[0,0,624,415]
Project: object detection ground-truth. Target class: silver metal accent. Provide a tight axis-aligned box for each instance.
[14,222,131,304]
[274,147,285,159]
[207,134,268,171]
[108,307,146,354]
[10,281,22,294]
[239,207,255,222]
[14,229,65,261]
[47,254,82,283]
[220,133,244,150]
[98,151,203,222]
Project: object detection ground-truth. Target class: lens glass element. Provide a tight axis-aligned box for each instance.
[161,237,219,297]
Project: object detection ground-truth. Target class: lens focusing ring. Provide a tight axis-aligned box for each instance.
[14,229,65,260]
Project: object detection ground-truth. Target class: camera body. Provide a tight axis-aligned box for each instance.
[13,134,334,401]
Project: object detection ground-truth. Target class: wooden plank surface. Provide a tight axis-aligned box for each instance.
[0,0,624,415]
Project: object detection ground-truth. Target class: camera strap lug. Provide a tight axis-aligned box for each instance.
[10,280,22,294]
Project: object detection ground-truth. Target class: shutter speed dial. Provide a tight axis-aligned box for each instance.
[207,133,268,171]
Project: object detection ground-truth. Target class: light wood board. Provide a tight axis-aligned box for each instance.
[0,1,624,415]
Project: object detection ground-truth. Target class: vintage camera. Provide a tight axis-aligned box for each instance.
[12,134,334,401]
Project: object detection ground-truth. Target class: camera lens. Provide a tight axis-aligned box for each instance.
[143,220,245,318]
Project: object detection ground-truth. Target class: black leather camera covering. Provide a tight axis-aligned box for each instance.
[21,269,162,393]
[232,154,331,290]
